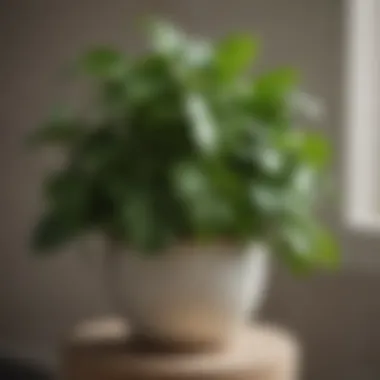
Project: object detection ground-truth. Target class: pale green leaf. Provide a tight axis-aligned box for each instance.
[185,92,218,154]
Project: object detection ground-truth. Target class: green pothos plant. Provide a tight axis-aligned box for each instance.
[28,20,339,273]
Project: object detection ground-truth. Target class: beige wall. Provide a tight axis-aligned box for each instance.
[2,1,379,379]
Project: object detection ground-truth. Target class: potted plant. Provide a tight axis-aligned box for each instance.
[28,20,338,346]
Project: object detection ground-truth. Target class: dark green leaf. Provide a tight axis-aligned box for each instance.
[31,210,81,254]
[121,190,171,252]
[27,108,84,147]
[78,47,126,79]
[43,169,89,214]
[122,191,154,250]
[76,127,121,173]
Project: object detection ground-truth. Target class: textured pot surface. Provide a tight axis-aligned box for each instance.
[105,243,269,345]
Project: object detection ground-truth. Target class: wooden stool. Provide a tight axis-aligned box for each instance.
[62,318,300,380]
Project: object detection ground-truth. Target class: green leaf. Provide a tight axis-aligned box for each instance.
[44,169,89,214]
[273,219,323,275]
[101,80,129,112]
[292,165,318,198]
[290,92,325,121]
[148,19,184,57]
[297,132,331,169]
[120,190,171,252]
[186,40,213,68]
[277,226,315,274]
[255,68,299,96]
[76,127,120,173]
[254,146,286,176]
[272,129,331,169]
[172,162,236,237]
[27,107,84,147]
[31,210,81,254]
[271,128,304,151]
[147,20,213,86]
[122,191,154,250]
[215,34,258,81]
[313,226,340,269]
[185,92,218,154]
[273,218,339,274]
[78,47,126,79]
[250,68,299,123]
[250,185,282,215]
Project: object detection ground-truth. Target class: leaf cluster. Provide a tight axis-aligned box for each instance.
[28,20,338,273]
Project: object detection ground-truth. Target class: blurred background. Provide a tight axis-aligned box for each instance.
[1,1,379,379]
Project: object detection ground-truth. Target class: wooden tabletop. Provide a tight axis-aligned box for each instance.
[62,318,300,380]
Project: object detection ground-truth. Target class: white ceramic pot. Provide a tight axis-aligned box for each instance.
[105,243,269,345]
